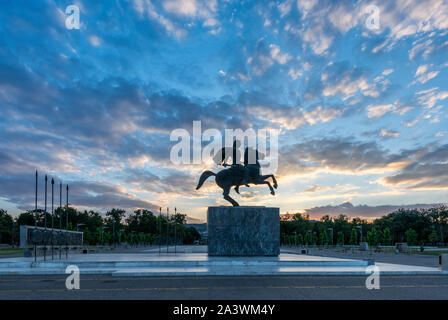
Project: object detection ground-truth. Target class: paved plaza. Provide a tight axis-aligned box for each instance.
[0,246,445,276]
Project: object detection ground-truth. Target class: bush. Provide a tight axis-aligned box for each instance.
[319,231,328,246]
[312,231,318,245]
[428,229,439,244]
[337,231,344,245]
[405,228,418,246]
[183,227,200,244]
[350,228,358,245]
[383,228,392,245]
[304,232,311,246]
[297,234,303,245]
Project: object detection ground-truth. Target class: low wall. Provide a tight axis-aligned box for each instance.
[20,225,83,248]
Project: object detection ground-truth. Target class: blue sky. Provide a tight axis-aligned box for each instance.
[0,0,447,221]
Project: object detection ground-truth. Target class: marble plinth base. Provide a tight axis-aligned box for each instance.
[207,206,280,256]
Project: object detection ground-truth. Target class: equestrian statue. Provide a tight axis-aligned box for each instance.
[196,140,278,206]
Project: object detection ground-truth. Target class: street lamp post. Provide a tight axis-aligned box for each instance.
[441,225,444,246]
[118,229,124,246]
[307,230,312,247]
[11,221,16,247]
[76,223,85,252]
[11,222,14,247]
[101,227,109,244]
[112,221,115,248]
[327,228,334,246]
[356,225,363,244]
[438,208,444,245]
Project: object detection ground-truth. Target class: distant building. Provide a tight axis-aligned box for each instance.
[186,223,207,244]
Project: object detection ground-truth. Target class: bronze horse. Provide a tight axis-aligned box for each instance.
[196,162,278,206]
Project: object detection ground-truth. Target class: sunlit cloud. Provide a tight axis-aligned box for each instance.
[0,0,446,221]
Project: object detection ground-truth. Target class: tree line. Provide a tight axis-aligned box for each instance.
[2,206,447,247]
[0,208,201,246]
[280,206,448,247]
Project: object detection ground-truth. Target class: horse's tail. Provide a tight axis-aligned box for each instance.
[196,171,216,190]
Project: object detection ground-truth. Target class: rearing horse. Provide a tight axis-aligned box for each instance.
[196,163,278,206]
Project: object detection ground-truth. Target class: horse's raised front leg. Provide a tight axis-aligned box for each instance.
[253,180,275,195]
[260,174,278,189]
[271,175,278,189]
[223,186,239,206]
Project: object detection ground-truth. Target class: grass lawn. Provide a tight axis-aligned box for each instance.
[411,249,448,256]
[0,247,24,255]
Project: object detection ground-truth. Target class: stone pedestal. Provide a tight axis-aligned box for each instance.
[207,206,280,256]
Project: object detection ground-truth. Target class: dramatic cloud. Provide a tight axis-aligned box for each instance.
[382,144,448,190]
[0,0,446,219]
[279,137,398,176]
[296,201,447,220]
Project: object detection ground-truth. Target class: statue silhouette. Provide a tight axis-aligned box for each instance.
[197,142,277,206]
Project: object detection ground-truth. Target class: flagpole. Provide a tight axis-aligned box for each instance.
[166,207,169,253]
[174,207,177,254]
[66,184,69,259]
[59,181,62,259]
[34,170,38,262]
[159,207,161,254]
[44,175,47,261]
[51,178,54,260]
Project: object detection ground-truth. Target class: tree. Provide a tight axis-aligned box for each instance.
[86,211,104,235]
[83,229,92,245]
[428,206,448,244]
[127,209,158,234]
[367,230,374,246]
[405,228,418,246]
[337,231,344,246]
[16,211,35,227]
[312,231,318,245]
[93,227,102,245]
[304,232,311,246]
[428,229,439,244]
[319,230,328,246]
[183,226,200,244]
[106,208,125,225]
[334,214,351,243]
[297,234,303,246]
[149,234,156,245]
[374,228,383,246]
[0,209,13,244]
[350,228,358,245]
[367,227,380,247]
[103,231,112,244]
[383,228,392,245]
[375,208,431,243]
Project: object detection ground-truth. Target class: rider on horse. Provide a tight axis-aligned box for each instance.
[197,140,277,206]
[234,146,261,194]
[214,139,249,186]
